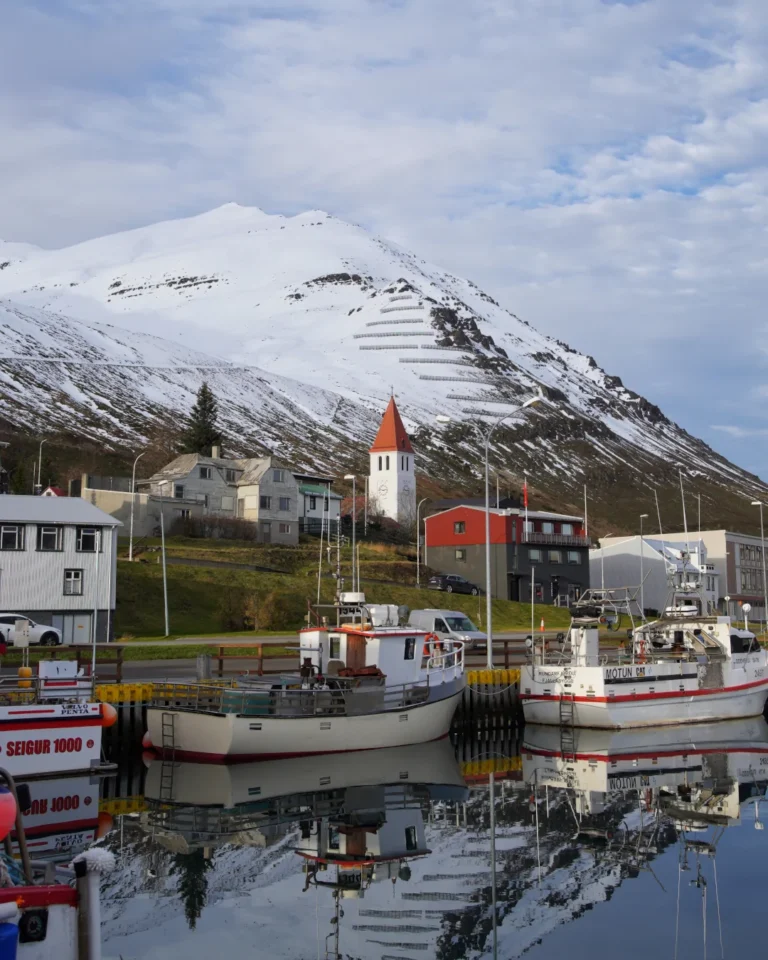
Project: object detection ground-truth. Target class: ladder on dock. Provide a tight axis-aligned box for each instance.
[559,694,576,760]
[159,712,177,802]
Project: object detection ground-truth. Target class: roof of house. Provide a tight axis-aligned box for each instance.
[299,483,342,499]
[0,495,121,526]
[424,504,583,523]
[41,486,67,497]
[429,496,522,512]
[145,453,290,488]
[369,397,414,454]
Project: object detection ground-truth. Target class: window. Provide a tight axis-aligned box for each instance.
[279,497,290,511]
[174,484,184,499]
[407,457,410,470]
[0,525,24,551]
[279,523,290,534]
[386,455,390,470]
[434,618,448,633]
[76,527,99,552]
[260,495,271,509]
[405,826,418,851]
[542,521,554,534]
[200,494,209,508]
[404,637,416,660]
[237,499,245,518]
[63,569,83,596]
[561,523,574,535]
[176,508,190,520]
[225,468,236,483]
[199,466,212,480]
[37,526,63,551]
[455,548,466,561]
[454,521,466,534]
[309,496,317,511]
[446,616,477,631]
[273,469,284,483]
[328,828,340,851]
[567,551,582,565]
[378,456,382,470]
[330,636,341,659]
[548,550,563,564]
[529,548,543,562]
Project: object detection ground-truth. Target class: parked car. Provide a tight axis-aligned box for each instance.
[409,609,487,651]
[0,615,62,646]
[427,574,481,596]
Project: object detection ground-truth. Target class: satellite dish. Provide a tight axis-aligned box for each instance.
[744,603,752,613]
[525,636,533,649]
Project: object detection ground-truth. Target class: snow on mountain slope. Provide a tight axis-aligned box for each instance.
[0,204,764,511]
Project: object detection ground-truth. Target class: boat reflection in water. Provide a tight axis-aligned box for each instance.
[521,717,768,954]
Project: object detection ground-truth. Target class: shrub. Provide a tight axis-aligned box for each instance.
[257,590,308,631]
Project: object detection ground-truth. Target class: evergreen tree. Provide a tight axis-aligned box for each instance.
[182,382,221,455]
[171,848,214,930]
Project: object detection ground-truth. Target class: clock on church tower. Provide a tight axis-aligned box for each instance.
[368,396,416,525]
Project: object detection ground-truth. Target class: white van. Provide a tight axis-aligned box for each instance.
[408,609,487,651]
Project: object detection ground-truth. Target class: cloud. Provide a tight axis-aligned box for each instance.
[3,0,768,474]
[712,425,768,440]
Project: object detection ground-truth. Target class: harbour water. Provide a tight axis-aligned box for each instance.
[57,718,768,958]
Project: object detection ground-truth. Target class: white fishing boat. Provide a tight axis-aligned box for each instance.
[145,593,466,762]
[520,587,768,729]
[0,662,110,778]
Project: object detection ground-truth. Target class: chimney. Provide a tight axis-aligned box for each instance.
[211,445,221,459]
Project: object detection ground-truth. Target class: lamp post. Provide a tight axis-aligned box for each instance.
[436,388,544,669]
[344,474,356,592]
[36,439,47,494]
[639,514,648,619]
[128,451,146,562]
[600,533,613,595]
[416,497,429,588]
[751,501,768,631]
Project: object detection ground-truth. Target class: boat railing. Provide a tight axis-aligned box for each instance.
[149,674,436,718]
[0,674,96,704]
[424,640,465,682]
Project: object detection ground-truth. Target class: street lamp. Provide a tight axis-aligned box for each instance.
[639,514,649,619]
[751,501,768,630]
[36,438,47,494]
[600,534,613,594]
[128,451,147,562]
[344,474,357,592]
[416,497,429,588]
[436,388,544,669]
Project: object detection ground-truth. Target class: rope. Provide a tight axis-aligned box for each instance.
[713,859,724,959]
[674,860,681,960]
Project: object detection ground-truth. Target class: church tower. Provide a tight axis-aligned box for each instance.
[368,397,416,525]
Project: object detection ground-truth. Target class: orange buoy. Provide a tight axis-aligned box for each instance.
[0,789,16,841]
[101,702,118,728]
[96,811,114,839]
[17,665,32,689]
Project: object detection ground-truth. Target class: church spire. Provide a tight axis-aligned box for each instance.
[369,396,414,454]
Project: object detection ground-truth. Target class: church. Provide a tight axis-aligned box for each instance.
[368,397,417,525]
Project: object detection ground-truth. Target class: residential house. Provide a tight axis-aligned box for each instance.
[590,537,719,615]
[41,486,66,498]
[294,472,342,536]
[0,496,119,642]
[424,505,591,602]
[145,448,300,544]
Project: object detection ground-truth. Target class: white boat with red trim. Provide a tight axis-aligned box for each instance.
[146,593,466,762]
[0,661,109,778]
[521,598,768,729]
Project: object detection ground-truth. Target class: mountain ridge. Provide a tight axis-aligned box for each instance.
[0,204,763,532]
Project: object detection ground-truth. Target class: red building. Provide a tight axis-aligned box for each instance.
[425,504,591,602]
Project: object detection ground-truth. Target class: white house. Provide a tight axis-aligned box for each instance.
[368,397,417,525]
[294,473,342,536]
[145,449,300,544]
[590,536,719,615]
[0,496,120,643]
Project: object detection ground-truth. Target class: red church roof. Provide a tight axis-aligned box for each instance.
[369,397,414,454]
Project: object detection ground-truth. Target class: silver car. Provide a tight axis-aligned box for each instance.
[0,615,63,646]
[408,609,488,651]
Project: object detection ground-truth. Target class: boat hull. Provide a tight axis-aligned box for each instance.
[146,688,464,762]
[522,682,768,728]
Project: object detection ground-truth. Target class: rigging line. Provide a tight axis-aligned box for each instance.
[315,879,321,960]
[675,857,682,960]
[713,858,724,960]
[703,876,707,960]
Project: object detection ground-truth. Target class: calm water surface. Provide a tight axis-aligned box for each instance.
[87,717,768,959]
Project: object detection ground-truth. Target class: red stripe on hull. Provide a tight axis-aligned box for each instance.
[521,676,768,704]
[0,718,102,731]
[153,732,450,765]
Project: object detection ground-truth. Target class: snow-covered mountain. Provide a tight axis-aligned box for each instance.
[0,204,763,522]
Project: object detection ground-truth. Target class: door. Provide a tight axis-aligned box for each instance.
[71,614,92,646]
[260,521,272,543]
[345,633,367,671]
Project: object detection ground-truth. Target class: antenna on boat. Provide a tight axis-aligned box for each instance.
[679,470,692,567]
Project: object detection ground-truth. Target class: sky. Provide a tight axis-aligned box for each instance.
[2,0,768,475]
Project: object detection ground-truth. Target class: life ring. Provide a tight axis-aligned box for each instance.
[424,632,440,656]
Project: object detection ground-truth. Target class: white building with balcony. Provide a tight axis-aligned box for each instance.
[0,496,119,643]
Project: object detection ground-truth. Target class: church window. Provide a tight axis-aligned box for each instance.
[378,456,382,471]
[386,455,390,470]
